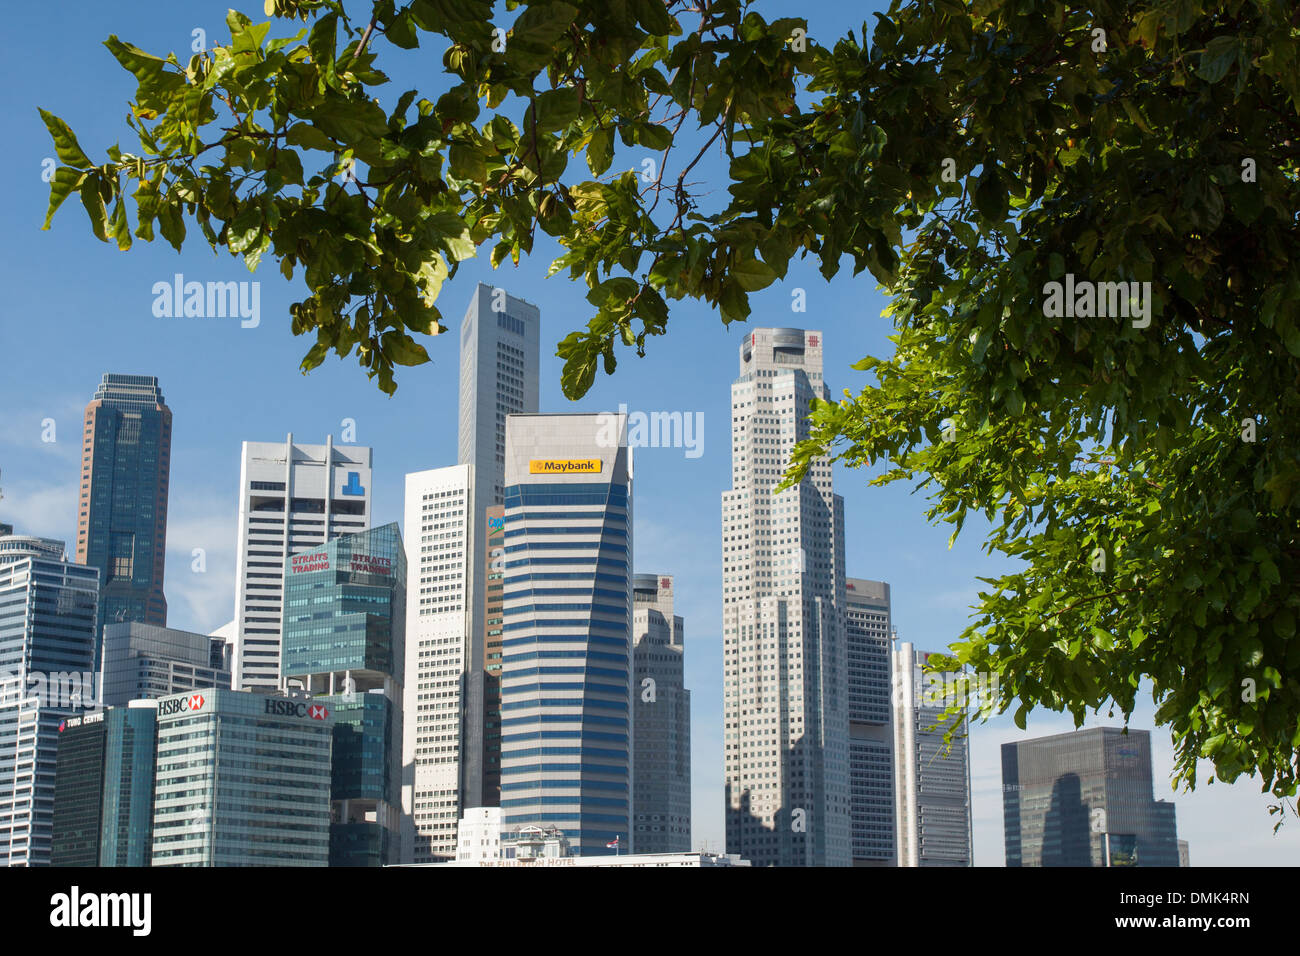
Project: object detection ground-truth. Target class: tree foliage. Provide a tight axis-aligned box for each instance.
[41,0,1300,819]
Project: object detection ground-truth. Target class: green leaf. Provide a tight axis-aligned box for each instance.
[533,88,581,133]
[732,256,778,292]
[1197,36,1239,84]
[381,329,431,366]
[38,109,93,168]
[587,126,614,176]
[79,174,109,241]
[41,167,87,230]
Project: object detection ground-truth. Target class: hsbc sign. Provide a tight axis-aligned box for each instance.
[264,698,330,720]
[159,693,206,717]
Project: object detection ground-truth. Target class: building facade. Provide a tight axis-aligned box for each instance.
[499,413,634,856]
[0,534,99,866]
[282,523,405,866]
[1001,727,1180,867]
[632,573,691,853]
[151,688,334,866]
[231,434,372,690]
[456,805,503,862]
[457,284,541,811]
[100,622,231,707]
[76,374,172,659]
[482,503,506,805]
[51,701,158,866]
[401,465,472,863]
[722,328,851,867]
[845,577,895,865]
[893,642,973,866]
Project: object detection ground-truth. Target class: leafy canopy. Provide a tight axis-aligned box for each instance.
[41,0,1300,820]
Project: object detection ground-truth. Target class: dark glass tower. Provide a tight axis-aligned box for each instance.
[281,523,405,866]
[76,374,173,662]
[51,704,158,866]
[1001,727,1180,867]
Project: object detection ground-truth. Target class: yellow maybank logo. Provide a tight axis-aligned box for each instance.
[529,459,603,474]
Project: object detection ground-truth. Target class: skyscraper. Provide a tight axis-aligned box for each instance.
[456,284,541,808]
[282,523,406,866]
[150,688,333,866]
[99,622,232,707]
[76,374,172,660]
[51,700,158,867]
[893,642,973,866]
[0,533,99,866]
[632,573,691,853]
[845,577,895,865]
[401,465,472,863]
[499,412,633,856]
[722,328,851,867]
[1001,726,1180,867]
[231,434,372,690]
[481,502,506,806]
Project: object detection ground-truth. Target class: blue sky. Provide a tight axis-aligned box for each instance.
[1,0,1294,864]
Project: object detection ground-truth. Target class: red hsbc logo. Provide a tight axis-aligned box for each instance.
[309,704,329,720]
[188,694,205,712]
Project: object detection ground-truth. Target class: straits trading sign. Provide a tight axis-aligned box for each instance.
[349,554,392,575]
[528,459,602,474]
[290,551,330,574]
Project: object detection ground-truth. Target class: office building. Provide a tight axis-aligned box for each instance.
[632,573,691,853]
[893,642,973,866]
[76,374,172,661]
[482,503,506,805]
[845,578,895,865]
[1001,727,1180,867]
[282,523,405,866]
[151,688,333,866]
[402,465,472,863]
[51,701,158,866]
[100,622,232,707]
[499,413,633,856]
[722,328,851,867]
[231,434,371,690]
[456,806,503,862]
[0,533,99,866]
[456,284,541,810]
[1178,839,1190,867]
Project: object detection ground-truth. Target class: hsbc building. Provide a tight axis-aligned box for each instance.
[151,688,334,866]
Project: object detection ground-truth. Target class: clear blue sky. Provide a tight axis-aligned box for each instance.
[1,0,1293,864]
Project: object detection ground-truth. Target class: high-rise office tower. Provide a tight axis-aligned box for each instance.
[893,642,973,866]
[632,573,691,853]
[1001,727,1180,867]
[99,622,232,707]
[845,577,895,865]
[282,523,406,866]
[402,465,472,863]
[231,434,371,690]
[0,533,100,866]
[150,688,334,866]
[499,413,633,856]
[76,374,172,661]
[722,328,851,867]
[457,284,540,808]
[482,502,506,805]
[51,700,158,866]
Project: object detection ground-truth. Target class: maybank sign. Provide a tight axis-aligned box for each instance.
[529,459,603,474]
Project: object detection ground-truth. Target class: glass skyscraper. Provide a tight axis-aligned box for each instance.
[281,523,406,866]
[0,533,99,866]
[51,701,158,866]
[499,413,633,856]
[1002,726,1180,867]
[150,688,334,866]
[722,328,852,867]
[76,374,172,661]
